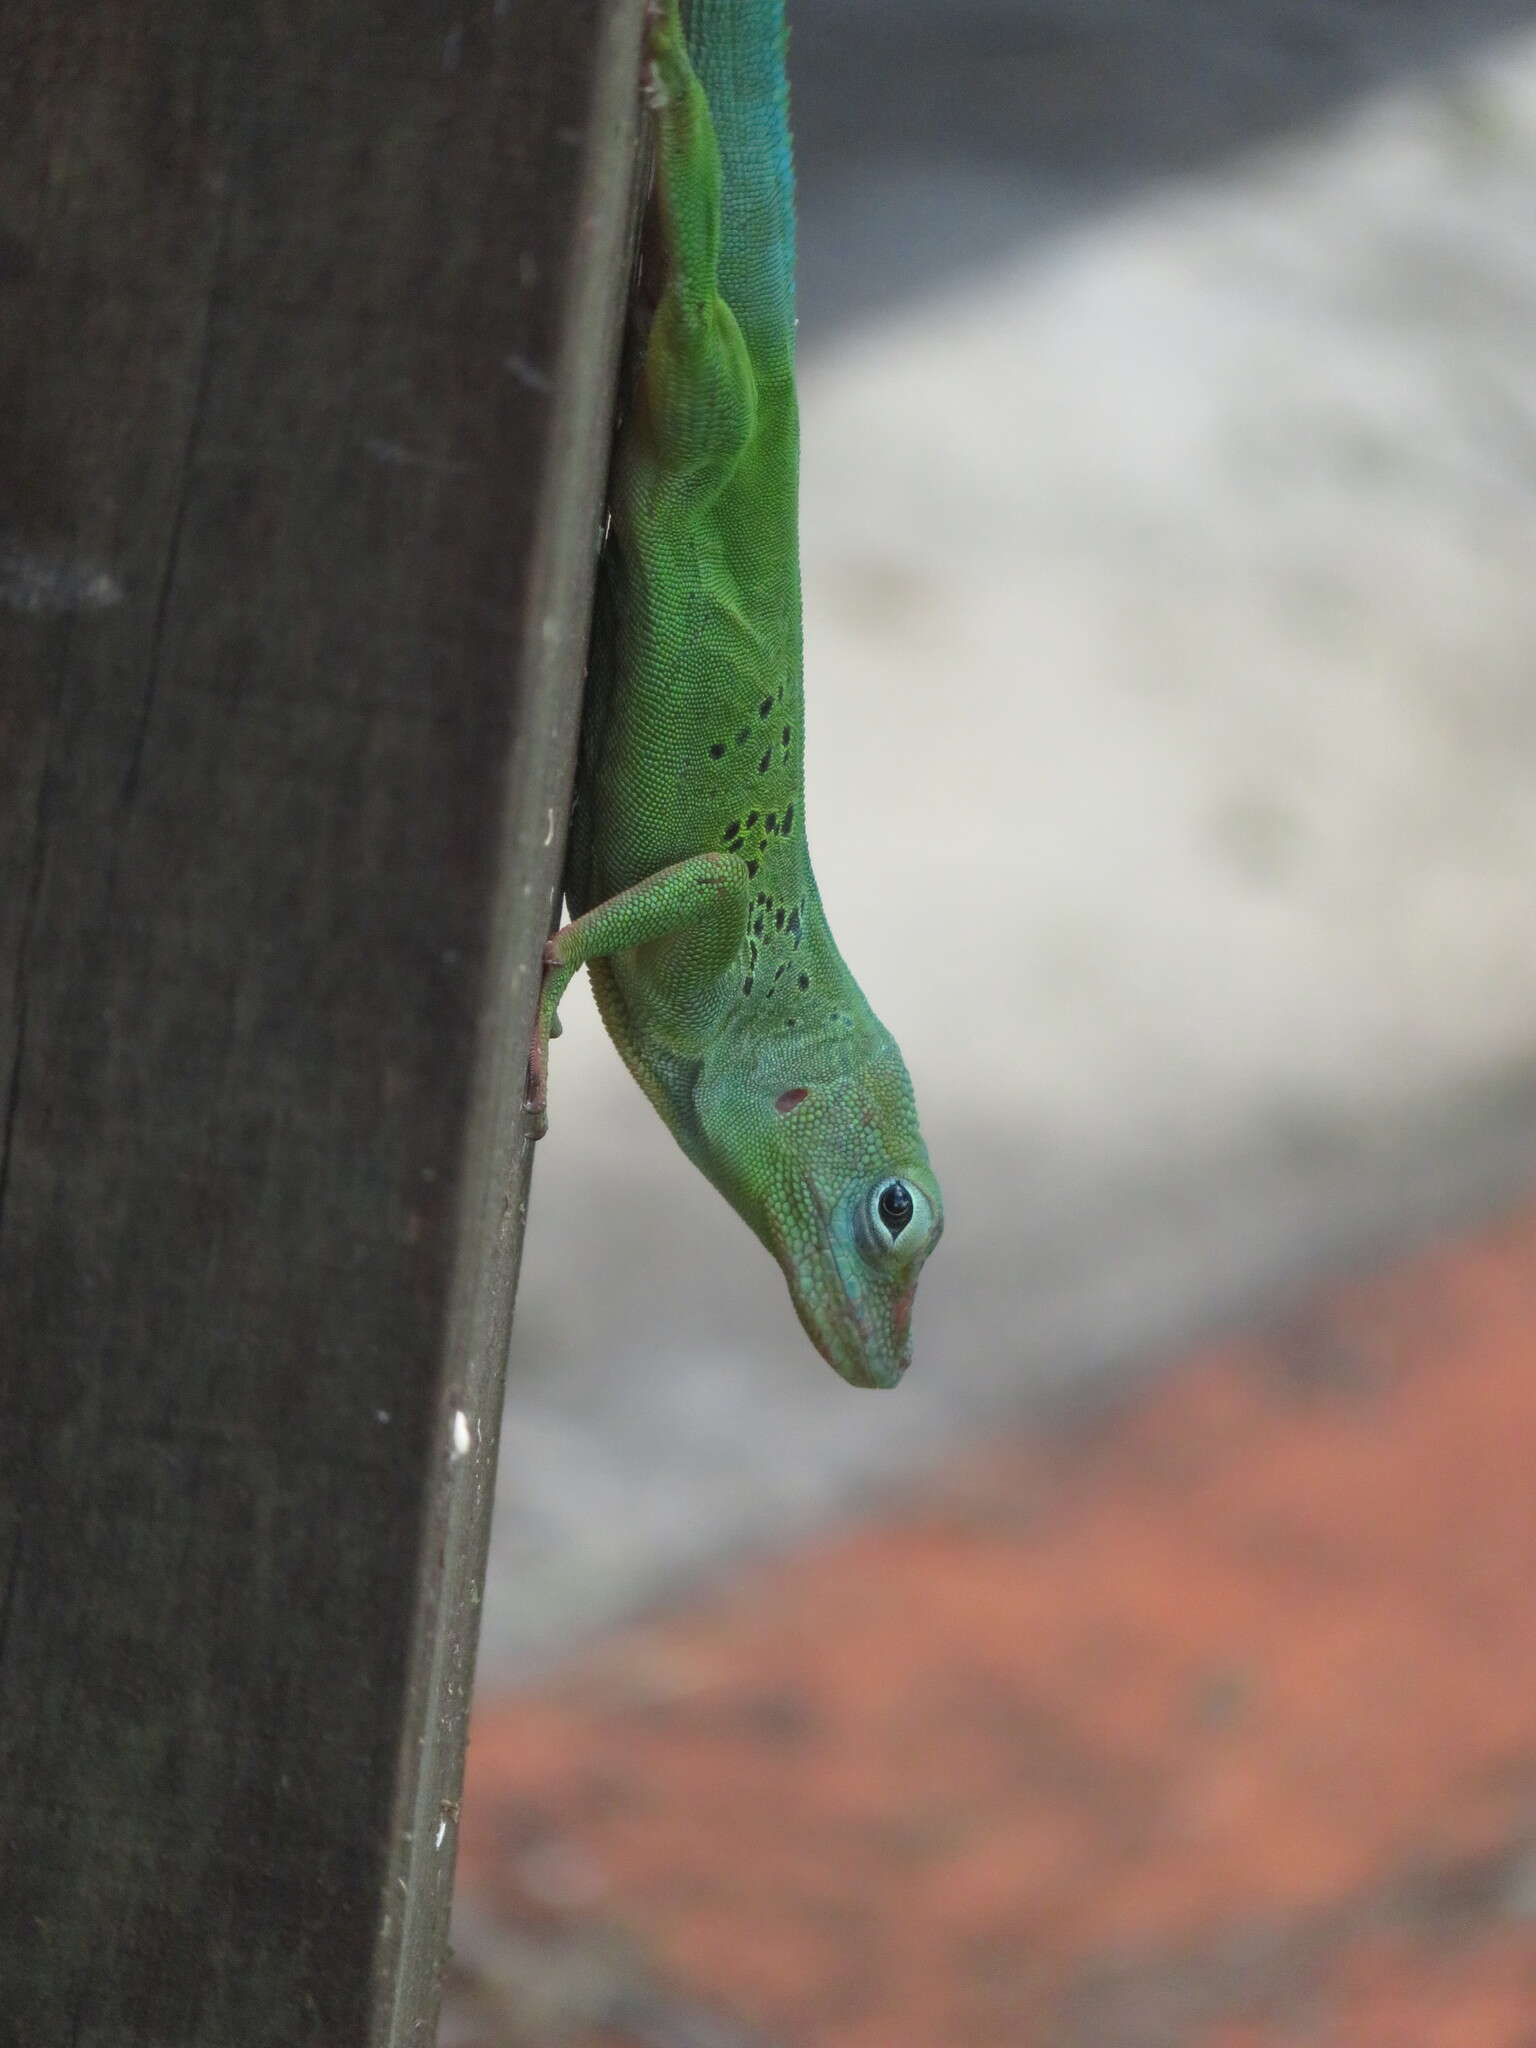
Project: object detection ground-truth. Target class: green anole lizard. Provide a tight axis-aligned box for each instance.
[527,0,942,1388]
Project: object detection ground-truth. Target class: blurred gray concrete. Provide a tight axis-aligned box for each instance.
[478,8,1536,1683]
[791,0,1536,333]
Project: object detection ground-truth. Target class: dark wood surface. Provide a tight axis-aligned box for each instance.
[0,2,644,2040]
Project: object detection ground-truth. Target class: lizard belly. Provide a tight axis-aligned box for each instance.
[579,508,807,915]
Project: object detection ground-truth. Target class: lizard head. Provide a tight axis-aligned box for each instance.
[694,1014,943,1389]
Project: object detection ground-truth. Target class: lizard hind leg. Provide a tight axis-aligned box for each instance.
[636,0,758,484]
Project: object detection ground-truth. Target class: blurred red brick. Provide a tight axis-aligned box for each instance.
[458,1203,1536,2045]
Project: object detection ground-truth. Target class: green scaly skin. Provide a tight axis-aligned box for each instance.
[527,0,942,1388]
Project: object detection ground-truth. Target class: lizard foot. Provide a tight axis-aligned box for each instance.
[524,933,567,1139]
[524,1039,550,1141]
[642,0,683,111]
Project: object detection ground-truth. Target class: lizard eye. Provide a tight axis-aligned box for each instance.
[867,1177,931,1253]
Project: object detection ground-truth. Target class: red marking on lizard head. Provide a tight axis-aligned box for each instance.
[775,1087,809,1115]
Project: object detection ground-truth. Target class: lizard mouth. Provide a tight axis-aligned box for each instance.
[793,1280,910,1389]
[808,1289,909,1388]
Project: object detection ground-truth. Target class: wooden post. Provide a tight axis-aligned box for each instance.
[0,2,644,2040]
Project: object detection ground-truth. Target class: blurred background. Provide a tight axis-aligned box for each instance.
[449,2,1536,2040]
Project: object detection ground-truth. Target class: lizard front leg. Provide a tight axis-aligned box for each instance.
[526,851,752,1137]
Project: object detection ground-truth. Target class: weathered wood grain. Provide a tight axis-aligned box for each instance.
[0,2,645,2040]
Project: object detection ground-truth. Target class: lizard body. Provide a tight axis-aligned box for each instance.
[529,0,942,1388]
